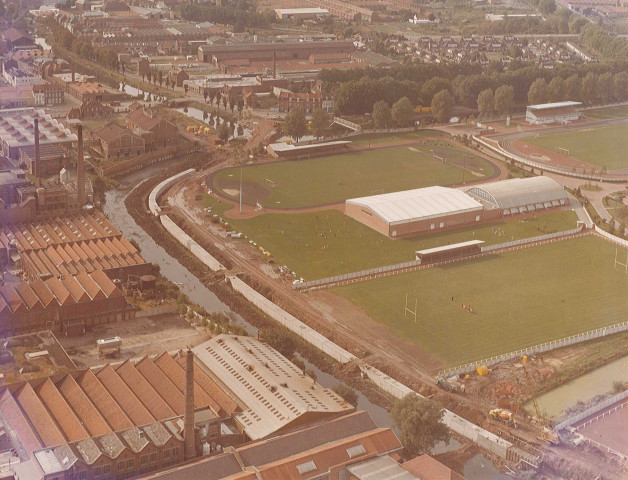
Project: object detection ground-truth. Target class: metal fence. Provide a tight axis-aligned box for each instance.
[439,320,628,377]
[555,390,628,432]
[594,225,628,249]
[480,227,583,253]
[295,127,416,146]
[294,227,584,291]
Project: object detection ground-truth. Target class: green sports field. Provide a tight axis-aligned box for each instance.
[332,235,628,368]
[204,192,577,280]
[212,142,497,208]
[585,106,628,120]
[523,124,628,170]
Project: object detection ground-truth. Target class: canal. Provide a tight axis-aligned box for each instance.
[105,166,507,475]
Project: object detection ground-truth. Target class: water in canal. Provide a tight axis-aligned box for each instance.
[527,355,628,419]
[119,83,167,102]
[105,166,503,473]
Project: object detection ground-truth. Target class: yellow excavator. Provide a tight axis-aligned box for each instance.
[521,364,560,445]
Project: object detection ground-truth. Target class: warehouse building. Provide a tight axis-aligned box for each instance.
[192,335,354,440]
[346,177,570,238]
[345,187,484,238]
[525,101,581,125]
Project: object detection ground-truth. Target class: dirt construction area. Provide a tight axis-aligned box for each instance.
[59,314,211,368]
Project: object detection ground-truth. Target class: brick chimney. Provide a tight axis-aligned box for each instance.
[273,51,276,79]
[184,348,196,460]
[77,124,85,205]
[33,118,40,177]
[71,65,75,83]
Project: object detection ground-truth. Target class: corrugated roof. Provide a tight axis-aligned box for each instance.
[44,277,73,305]
[74,272,105,300]
[61,276,90,303]
[0,285,26,313]
[346,454,418,480]
[13,283,43,311]
[465,176,567,210]
[527,101,581,110]
[115,361,176,420]
[402,454,467,480]
[89,270,121,298]
[346,187,483,225]
[0,389,43,457]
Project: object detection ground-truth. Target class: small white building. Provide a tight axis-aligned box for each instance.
[526,101,582,125]
[275,7,330,20]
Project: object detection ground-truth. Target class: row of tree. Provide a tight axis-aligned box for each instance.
[177,2,274,31]
[328,61,628,116]
[580,24,628,62]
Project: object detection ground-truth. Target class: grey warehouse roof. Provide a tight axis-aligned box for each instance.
[465,176,567,210]
[346,187,483,225]
[526,101,581,110]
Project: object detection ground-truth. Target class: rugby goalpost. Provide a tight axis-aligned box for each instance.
[265,178,276,188]
[556,147,570,156]
[404,293,418,323]
[614,247,628,273]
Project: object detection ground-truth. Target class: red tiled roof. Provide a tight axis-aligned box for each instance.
[29,279,57,308]
[402,454,467,480]
[61,276,90,303]
[13,283,43,311]
[154,353,223,414]
[114,360,176,420]
[135,357,185,415]
[0,285,26,313]
[74,272,105,300]
[14,382,65,447]
[36,378,89,443]
[44,277,73,306]
[89,270,122,298]
[57,374,112,438]
[75,369,133,432]
[175,354,239,416]
[96,365,155,426]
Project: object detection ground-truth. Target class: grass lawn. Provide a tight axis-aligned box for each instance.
[331,235,628,368]
[203,193,577,280]
[349,129,446,146]
[212,142,496,208]
[585,106,628,120]
[523,124,628,170]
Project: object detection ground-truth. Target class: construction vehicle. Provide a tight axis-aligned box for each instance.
[521,364,560,445]
[436,376,465,393]
[489,408,517,428]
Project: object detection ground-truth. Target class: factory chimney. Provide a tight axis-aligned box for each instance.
[77,124,85,205]
[184,348,196,460]
[272,51,276,79]
[33,118,40,178]
[71,65,75,83]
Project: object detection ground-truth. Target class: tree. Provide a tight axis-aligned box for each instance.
[258,326,297,359]
[431,89,454,123]
[477,88,494,117]
[310,108,329,139]
[391,394,450,457]
[229,97,236,113]
[216,122,230,142]
[392,97,414,127]
[580,72,598,105]
[539,0,556,14]
[284,107,307,142]
[332,384,358,407]
[527,78,549,105]
[494,85,515,115]
[548,77,565,102]
[158,70,163,87]
[372,100,392,129]
[564,74,580,100]
[203,90,208,103]
[222,96,228,110]
[421,77,452,106]
[613,72,628,103]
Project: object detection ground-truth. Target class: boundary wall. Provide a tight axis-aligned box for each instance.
[149,168,196,216]
[555,390,628,432]
[135,305,178,318]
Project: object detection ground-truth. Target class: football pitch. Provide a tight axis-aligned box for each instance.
[203,191,577,280]
[585,106,628,120]
[523,124,628,170]
[331,235,628,368]
[212,142,497,208]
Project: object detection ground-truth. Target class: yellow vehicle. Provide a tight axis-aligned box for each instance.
[204,127,212,134]
[186,125,196,132]
[489,409,517,428]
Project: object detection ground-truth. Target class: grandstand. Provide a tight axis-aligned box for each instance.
[525,101,582,125]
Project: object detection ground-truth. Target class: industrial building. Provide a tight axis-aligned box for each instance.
[525,101,582,125]
[0,211,151,281]
[192,335,354,440]
[0,270,131,337]
[275,7,331,20]
[0,108,77,160]
[345,177,570,238]
[267,140,351,159]
[0,350,233,479]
